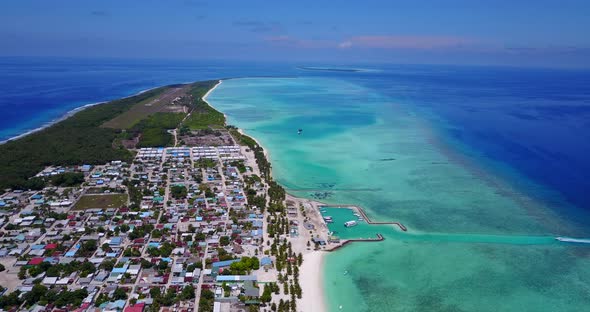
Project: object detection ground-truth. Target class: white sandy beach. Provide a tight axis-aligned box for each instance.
[202,79,222,103]
[299,251,327,312]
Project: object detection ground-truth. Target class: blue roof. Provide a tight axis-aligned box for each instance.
[44,257,58,263]
[260,257,272,266]
[65,251,76,257]
[111,263,128,273]
[31,244,45,250]
[110,237,122,245]
[212,259,241,268]
[216,275,257,282]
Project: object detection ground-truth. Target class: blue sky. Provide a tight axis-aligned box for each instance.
[1,0,589,67]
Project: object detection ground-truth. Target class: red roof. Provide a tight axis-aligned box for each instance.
[45,243,58,249]
[124,303,145,312]
[28,257,44,265]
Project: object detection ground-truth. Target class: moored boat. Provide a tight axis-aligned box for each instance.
[344,220,357,227]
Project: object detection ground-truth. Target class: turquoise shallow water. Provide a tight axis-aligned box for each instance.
[209,77,590,311]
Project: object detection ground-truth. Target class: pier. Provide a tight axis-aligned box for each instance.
[320,204,408,232]
[325,234,384,252]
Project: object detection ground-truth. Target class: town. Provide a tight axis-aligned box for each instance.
[0,141,333,312]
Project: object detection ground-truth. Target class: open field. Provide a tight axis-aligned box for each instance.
[72,193,128,210]
[102,85,190,129]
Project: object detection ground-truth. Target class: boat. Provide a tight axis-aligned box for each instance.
[297,128,303,135]
[555,237,590,244]
[323,216,334,223]
[344,220,357,227]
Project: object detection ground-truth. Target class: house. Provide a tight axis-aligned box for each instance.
[243,280,260,297]
[124,303,145,312]
[127,265,141,275]
[28,257,44,265]
[42,277,57,286]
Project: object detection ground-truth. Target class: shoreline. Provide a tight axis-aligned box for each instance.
[206,80,330,311]
[202,79,222,103]
[0,85,164,145]
[299,251,327,312]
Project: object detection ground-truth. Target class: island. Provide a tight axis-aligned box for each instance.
[0,80,358,312]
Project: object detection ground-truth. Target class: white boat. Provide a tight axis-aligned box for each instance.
[344,220,357,227]
[556,237,590,244]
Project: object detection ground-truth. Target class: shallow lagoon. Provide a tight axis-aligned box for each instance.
[209,77,590,311]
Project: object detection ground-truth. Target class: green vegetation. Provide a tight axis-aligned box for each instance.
[230,160,247,173]
[0,285,88,309]
[220,236,230,246]
[0,87,169,191]
[131,112,185,147]
[195,158,218,168]
[146,241,176,257]
[170,185,188,199]
[77,239,98,257]
[198,289,215,312]
[227,256,260,274]
[25,260,96,279]
[127,224,154,240]
[228,126,271,180]
[183,81,225,129]
[49,172,85,187]
[73,194,128,210]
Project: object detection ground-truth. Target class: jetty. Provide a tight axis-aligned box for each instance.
[320,204,407,232]
[325,234,385,252]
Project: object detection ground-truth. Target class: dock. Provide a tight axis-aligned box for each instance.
[320,204,407,232]
[325,234,384,252]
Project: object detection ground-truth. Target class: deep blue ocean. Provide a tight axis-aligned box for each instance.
[1,57,589,222]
